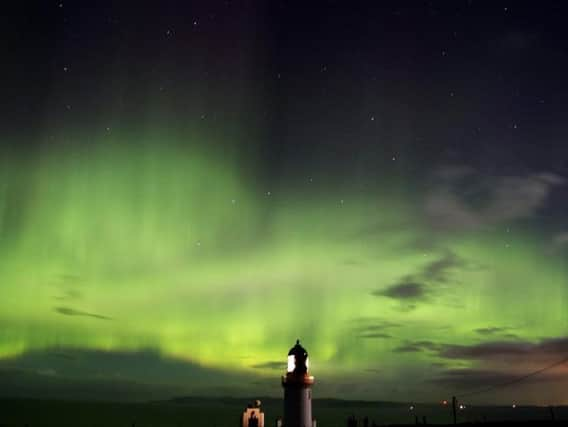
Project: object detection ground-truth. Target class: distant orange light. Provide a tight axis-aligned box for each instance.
[442,400,448,406]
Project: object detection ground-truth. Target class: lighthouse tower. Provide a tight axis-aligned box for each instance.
[282,339,315,427]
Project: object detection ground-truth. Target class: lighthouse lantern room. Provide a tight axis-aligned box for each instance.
[282,339,315,427]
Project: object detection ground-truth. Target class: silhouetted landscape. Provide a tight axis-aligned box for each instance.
[1,397,566,427]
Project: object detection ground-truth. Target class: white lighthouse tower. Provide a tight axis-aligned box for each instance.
[282,339,315,427]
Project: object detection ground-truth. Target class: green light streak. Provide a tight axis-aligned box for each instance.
[0,132,566,395]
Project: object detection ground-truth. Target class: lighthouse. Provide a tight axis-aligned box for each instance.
[282,339,315,427]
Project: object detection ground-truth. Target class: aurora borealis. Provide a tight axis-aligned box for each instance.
[2,1,568,405]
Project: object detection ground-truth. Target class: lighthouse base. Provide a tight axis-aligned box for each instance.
[283,386,313,427]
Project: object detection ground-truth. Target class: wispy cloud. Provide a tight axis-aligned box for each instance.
[553,232,568,246]
[371,250,466,308]
[422,251,465,283]
[54,289,83,301]
[425,167,565,231]
[373,282,426,300]
[439,337,568,361]
[250,361,284,370]
[396,336,568,365]
[351,318,401,340]
[394,340,441,353]
[54,307,112,320]
[474,326,518,339]
[358,332,393,339]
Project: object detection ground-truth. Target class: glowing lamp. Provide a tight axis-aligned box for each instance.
[287,355,295,373]
[286,339,309,375]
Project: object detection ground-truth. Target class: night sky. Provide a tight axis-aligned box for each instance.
[1,1,568,405]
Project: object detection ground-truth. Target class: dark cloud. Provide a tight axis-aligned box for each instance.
[54,289,83,301]
[371,250,467,309]
[394,341,440,353]
[351,318,400,339]
[422,251,465,283]
[537,337,568,353]
[430,337,568,364]
[475,327,509,335]
[393,337,568,366]
[54,306,112,320]
[426,167,565,231]
[474,326,517,338]
[250,361,284,370]
[358,332,392,339]
[373,282,426,300]
[350,318,401,328]
[440,342,532,359]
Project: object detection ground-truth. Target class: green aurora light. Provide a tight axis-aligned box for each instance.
[0,131,567,403]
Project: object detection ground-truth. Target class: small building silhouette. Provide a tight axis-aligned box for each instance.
[241,400,265,427]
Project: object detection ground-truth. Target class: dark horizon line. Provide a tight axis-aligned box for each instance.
[1,394,565,409]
